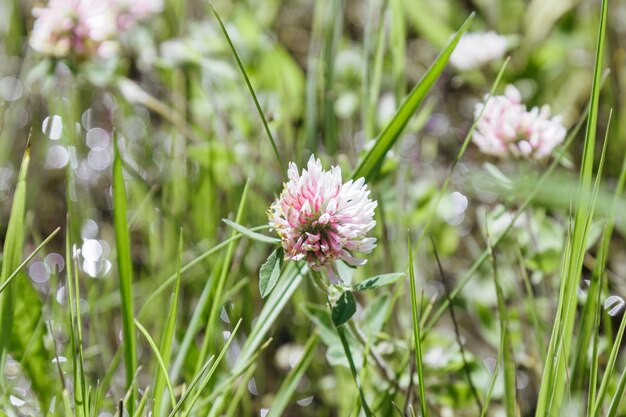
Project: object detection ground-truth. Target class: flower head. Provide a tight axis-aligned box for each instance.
[30,0,118,59]
[450,31,508,71]
[30,0,162,59]
[268,156,377,278]
[473,85,566,159]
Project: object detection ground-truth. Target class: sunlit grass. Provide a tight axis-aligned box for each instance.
[1,0,626,416]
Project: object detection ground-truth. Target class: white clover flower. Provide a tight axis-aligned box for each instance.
[30,0,118,59]
[450,31,508,71]
[30,0,162,60]
[268,155,377,279]
[473,85,566,159]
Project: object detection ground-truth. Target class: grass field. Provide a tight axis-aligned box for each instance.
[2,0,626,416]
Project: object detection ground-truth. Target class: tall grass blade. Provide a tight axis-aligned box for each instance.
[336,323,374,417]
[113,135,138,413]
[134,319,176,408]
[407,234,429,417]
[66,220,87,417]
[487,239,517,417]
[606,343,626,417]
[207,0,285,173]
[197,181,249,372]
[266,333,319,417]
[132,386,151,417]
[168,355,216,417]
[351,12,474,181]
[154,231,183,417]
[208,264,306,417]
[0,144,54,410]
[535,0,607,413]
[181,319,242,417]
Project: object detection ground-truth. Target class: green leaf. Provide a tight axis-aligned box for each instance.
[222,219,280,244]
[0,146,54,410]
[331,291,356,327]
[113,136,138,414]
[350,12,474,182]
[352,273,405,292]
[259,248,283,298]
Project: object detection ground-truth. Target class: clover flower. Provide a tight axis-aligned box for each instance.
[450,31,508,71]
[30,0,162,59]
[473,85,566,159]
[30,0,118,59]
[268,156,377,279]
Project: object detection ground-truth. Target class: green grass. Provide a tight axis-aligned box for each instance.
[3,0,626,415]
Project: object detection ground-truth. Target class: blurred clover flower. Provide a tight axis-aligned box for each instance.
[473,85,566,159]
[29,0,162,59]
[268,155,377,279]
[30,0,118,59]
[450,31,508,70]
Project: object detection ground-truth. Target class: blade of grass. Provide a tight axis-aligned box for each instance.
[0,142,54,409]
[196,181,250,373]
[487,237,517,417]
[132,386,151,417]
[0,227,60,295]
[207,0,285,174]
[364,0,388,141]
[536,0,608,411]
[154,231,184,417]
[0,143,30,375]
[221,220,280,244]
[480,324,505,417]
[169,268,217,382]
[407,233,429,417]
[351,12,474,181]
[181,319,242,417]
[224,364,257,417]
[336,322,374,417]
[593,300,626,415]
[137,225,270,317]
[168,355,216,417]
[606,338,626,416]
[113,135,138,414]
[134,319,176,408]
[516,246,546,361]
[266,333,319,417]
[572,116,626,389]
[207,263,307,417]
[321,0,343,153]
[66,221,87,417]
[587,271,602,415]
[197,338,273,408]
[575,111,624,395]
[390,0,406,101]
[431,238,482,413]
